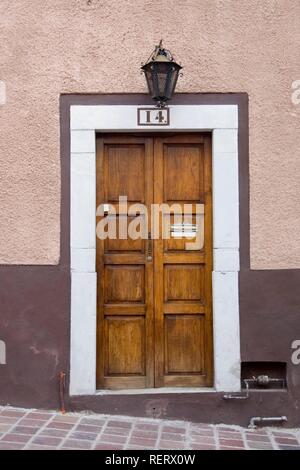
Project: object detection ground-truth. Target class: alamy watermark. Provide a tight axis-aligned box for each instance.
[96,196,205,250]
[0,81,6,105]
[291,80,300,105]
[0,340,6,365]
[291,340,300,365]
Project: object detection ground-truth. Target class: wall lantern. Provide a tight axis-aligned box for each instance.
[141,40,182,107]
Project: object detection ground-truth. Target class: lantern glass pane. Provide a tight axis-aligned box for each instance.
[143,59,181,103]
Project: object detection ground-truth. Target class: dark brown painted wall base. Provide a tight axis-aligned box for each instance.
[1,267,300,426]
[1,94,300,426]
[70,391,296,427]
[0,266,70,409]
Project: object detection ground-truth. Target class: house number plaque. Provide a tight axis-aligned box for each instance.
[137,107,170,126]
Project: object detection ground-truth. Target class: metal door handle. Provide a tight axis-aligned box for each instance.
[147,232,153,261]
[102,203,110,216]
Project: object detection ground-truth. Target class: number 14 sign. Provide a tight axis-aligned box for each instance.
[137,107,170,126]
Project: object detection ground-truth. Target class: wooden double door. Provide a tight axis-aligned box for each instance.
[96,133,213,389]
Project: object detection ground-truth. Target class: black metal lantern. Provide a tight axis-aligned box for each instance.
[141,40,182,107]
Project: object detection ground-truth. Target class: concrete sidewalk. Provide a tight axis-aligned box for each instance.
[0,406,299,450]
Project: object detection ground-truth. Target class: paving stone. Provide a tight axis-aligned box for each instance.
[219,438,245,447]
[162,425,186,434]
[131,430,158,439]
[69,431,98,441]
[0,417,19,424]
[190,436,215,445]
[190,428,214,437]
[18,418,48,427]
[102,426,131,436]
[46,421,74,430]
[0,424,13,433]
[52,415,80,423]
[62,439,93,449]
[1,433,31,443]
[191,444,216,450]
[95,443,124,450]
[80,417,106,426]
[220,446,246,450]
[40,428,69,438]
[75,424,103,433]
[159,440,187,449]
[129,436,157,447]
[247,441,274,450]
[134,422,160,431]
[12,425,39,434]
[217,426,242,433]
[161,432,185,441]
[246,429,269,436]
[106,420,132,429]
[191,423,213,430]
[0,442,24,450]
[272,431,298,438]
[0,409,27,418]
[274,436,299,445]
[245,432,271,442]
[218,431,243,440]
[27,412,54,420]
[32,436,62,446]
[127,444,151,450]
[100,433,128,444]
[26,445,58,450]
[277,445,300,450]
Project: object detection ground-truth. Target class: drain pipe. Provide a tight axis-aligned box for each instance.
[223,379,252,400]
[223,375,286,400]
[249,416,287,429]
[59,371,66,414]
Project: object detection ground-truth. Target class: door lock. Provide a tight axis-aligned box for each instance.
[147,232,153,262]
[102,203,110,216]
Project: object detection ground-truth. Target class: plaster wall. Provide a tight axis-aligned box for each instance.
[0,0,300,268]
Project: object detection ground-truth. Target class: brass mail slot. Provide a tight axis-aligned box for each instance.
[170,223,197,238]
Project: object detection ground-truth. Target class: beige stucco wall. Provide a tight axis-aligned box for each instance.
[0,0,299,268]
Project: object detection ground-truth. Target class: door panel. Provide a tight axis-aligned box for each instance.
[105,317,145,375]
[164,315,205,374]
[96,136,154,389]
[164,144,204,202]
[106,144,145,202]
[104,265,145,303]
[154,134,213,387]
[96,133,213,389]
[164,265,205,302]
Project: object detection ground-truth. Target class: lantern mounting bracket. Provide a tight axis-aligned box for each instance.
[148,39,174,63]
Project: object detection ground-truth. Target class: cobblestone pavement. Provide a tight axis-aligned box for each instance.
[0,406,299,450]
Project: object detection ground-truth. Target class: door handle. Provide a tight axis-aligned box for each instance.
[147,232,153,262]
[102,203,110,216]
